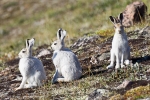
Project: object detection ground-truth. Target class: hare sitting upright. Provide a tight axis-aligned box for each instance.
[51,28,82,84]
[15,38,46,91]
[107,13,130,69]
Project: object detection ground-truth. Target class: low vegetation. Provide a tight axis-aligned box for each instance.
[0,0,150,99]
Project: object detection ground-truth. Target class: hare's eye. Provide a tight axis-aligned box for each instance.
[22,51,26,53]
[54,43,57,45]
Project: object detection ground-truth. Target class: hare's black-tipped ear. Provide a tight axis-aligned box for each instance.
[26,39,30,48]
[109,16,115,24]
[118,13,123,22]
[57,28,62,40]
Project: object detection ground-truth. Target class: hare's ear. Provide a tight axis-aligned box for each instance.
[61,30,66,41]
[57,28,66,41]
[57,28,62,40]
[28,38,35,48]
[109,16,116,24]
[26,39,30,48]
[118,13,123,22]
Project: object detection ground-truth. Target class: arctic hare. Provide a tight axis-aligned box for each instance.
[51,28,82,84]
[107,13,130,69]
[15,38,46,91]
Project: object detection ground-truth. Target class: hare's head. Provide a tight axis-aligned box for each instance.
[51,28,66,51]
[19,38,35,58]
[109,13,124,34]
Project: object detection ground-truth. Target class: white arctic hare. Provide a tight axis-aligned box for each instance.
[15,38,46,91]
[51,28,82,84]
[107,13,130,69]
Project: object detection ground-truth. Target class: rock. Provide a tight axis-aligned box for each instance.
[115,79,150,90]
[86,89,112,100]
[139,26,150,38]
[146,68,150,80]
[97,52,110,61]
[122,1,147,27]
[115,79,130,90]
[90,52,110,65]
[146,68,150,73]
[71,35,100,49]
[36,49,51,58]
[90,55,99,65]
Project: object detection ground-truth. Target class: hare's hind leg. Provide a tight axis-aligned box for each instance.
[52,69,62,84]
[121,54,125,68]
[124,51,130,66]
[15,76,27,91]
[107,49,115,69]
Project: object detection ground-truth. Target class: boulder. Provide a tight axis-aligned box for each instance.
[122,1,147,27]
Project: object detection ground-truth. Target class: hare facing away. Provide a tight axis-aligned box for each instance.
[51,28,82,84]
[15,38,46,91]
[107,13,130,69]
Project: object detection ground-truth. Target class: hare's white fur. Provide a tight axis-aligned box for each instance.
[51,29,82,84]
[107,13,130,69]
[16,38,46,90]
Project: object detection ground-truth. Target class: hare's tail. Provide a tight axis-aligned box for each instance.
[124,60,130,65]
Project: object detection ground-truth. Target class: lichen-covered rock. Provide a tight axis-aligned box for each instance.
[71,35,100,49]
[86,89,112,100]
[36,49,51,58]
[123,1,147,27]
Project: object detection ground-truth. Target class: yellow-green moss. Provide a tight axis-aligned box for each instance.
[110,85,150,100]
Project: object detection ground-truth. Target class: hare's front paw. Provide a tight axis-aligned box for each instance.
[107,65,114,69]
[14,87,22,91]
[121,64,126,68]
[115,64,120,69]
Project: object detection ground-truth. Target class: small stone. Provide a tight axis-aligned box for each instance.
[86,89,112,100]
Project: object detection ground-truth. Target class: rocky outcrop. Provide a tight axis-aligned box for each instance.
[122,1,147,27]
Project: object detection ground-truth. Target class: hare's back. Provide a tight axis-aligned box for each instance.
[54,50,81,68]
[60,50,78,61]
[19,57,44,76]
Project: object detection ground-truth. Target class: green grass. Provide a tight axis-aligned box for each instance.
[0,0,150,62]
